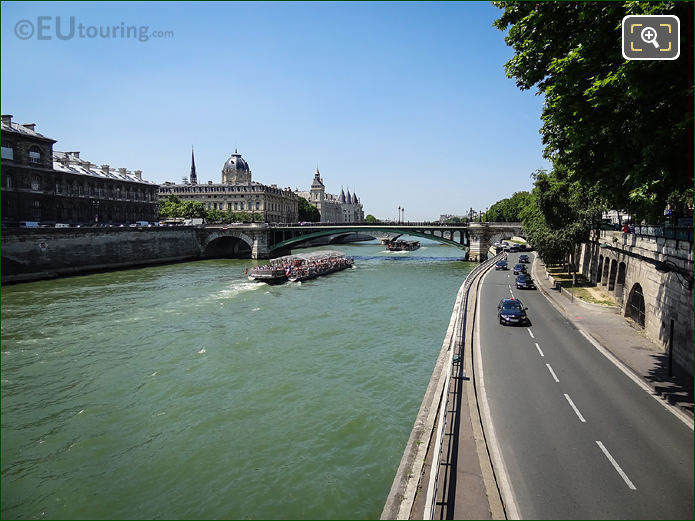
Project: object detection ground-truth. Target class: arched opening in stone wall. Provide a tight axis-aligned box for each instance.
[608,259,618,291]
[601,257,610,286]
[627,283,646,328]
[203,236,252,259]
[597,255,604,284]
[615,262,627,302]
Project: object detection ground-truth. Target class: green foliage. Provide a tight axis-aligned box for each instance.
[494,1,694,222]
[442,216,469,224]
[521,168,603,269]
[486,191,532,222]
[365,214,380,223]
[298,197,320,222]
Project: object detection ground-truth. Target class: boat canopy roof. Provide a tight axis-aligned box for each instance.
[269,250,347,265]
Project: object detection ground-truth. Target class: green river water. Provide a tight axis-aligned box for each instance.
[1,239,473,519]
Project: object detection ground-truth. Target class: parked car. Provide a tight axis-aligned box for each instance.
[495,260,508,270]
[497,298,529,326]
[513,263,527,275]
[519,254,530,263]
[516,273,535,289]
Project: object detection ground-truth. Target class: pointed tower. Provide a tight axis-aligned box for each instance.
[339,187,346,204]
[310,167,325,204]
[189,147,198,185]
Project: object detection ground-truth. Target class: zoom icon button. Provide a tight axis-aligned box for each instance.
[622,15,680,60]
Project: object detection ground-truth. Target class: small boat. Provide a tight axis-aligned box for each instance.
[248,250,353,284]
[387,240,420,251]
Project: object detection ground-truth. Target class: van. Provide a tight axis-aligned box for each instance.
[55,223,70,228]
[19,221,39,228]
[135,221,150,227]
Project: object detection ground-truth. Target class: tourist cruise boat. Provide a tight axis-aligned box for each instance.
[247,250,354,284]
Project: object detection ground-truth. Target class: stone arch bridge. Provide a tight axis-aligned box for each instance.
[201,222,523,261]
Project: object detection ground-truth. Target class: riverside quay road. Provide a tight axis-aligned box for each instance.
[477,252,693,519]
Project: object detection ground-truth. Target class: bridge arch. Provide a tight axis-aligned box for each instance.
[269,227,468,253]
[202,231,254,259]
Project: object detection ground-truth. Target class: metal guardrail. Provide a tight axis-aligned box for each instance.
[633,225,693,242]
[421,253,503,520]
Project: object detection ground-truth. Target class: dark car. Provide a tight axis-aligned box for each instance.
[509,244,521,252]
[495,260,508,270]
[518,254,530,263]
[497,298,529,326]
[513,263,527,275]
[516,273,535,289]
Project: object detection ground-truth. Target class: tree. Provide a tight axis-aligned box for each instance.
[298,197,320,222]
[494,1,694,222]
[365,214,380,223]
[521,168,603,279]
[487,191,532,222]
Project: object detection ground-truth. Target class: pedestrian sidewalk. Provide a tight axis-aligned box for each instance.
[531,257,694,422]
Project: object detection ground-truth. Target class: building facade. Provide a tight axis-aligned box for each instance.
[295,168,364,223]
[1,114,158,226]
[158,149,299,223]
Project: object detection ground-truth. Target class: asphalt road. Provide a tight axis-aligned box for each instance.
[479,252,694,519]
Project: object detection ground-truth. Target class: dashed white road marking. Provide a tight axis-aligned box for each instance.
[546,363,559,382]
[564,393,586,422]
[527,328,534,339]
[596,441,636,490]
[534,342,544,357]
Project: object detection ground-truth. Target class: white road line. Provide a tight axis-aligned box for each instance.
[564,393,586,422]
[534,342,544,357]
[596,441,637,490]
[527,328,534,339]
[546,363,559,382]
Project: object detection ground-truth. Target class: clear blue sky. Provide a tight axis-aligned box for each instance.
[1,1,551,221]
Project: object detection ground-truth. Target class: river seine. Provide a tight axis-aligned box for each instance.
[1,239,473,520]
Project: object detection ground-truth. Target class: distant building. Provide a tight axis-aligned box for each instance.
[158,149,298,223]
[295,168,364,223]
[1,114,158,225]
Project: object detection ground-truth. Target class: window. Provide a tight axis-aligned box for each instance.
[32,200,40,220]
[31,175,41,191]
[29,147,41,164]
[6,174,13,189]
[1,146,13,160]
[56,182,62,194]
[240,203,244,210]
[256,202,260,210]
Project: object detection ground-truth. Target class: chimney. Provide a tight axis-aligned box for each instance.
[1,114,12,125]
[66,151,80,158]
[21,123,36,131]
[118,168,127,175]
[101,164,110,172]
[208,180,213,185]
[134,170,142,180]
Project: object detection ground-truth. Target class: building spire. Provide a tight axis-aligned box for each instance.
[190,146,197,185]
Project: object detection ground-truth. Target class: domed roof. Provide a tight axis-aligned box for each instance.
[223,149,250,173]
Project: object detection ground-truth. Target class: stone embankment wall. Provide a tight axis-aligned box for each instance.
[577,230,693,374]
[1,228,202,284]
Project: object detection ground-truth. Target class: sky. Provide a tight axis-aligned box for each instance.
[1,1,551,222]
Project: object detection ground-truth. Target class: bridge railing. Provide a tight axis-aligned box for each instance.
[271,222,471,228]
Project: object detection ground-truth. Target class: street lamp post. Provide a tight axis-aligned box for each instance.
[398,205,401,224]
[402,207,405,224]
